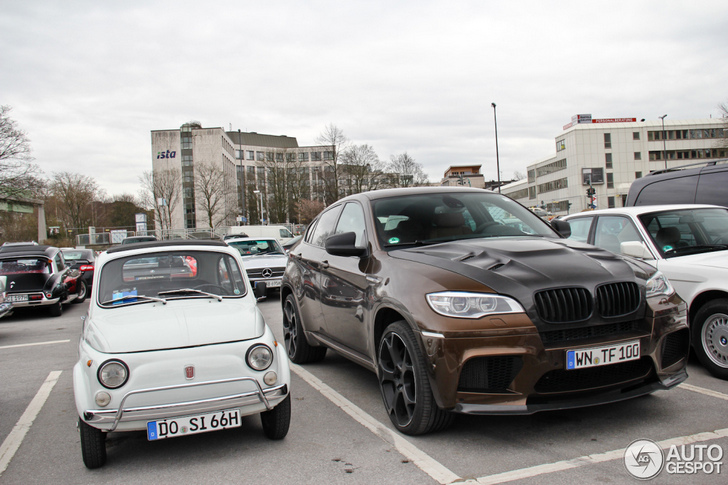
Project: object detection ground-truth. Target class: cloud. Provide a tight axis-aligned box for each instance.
[1,0,727,196]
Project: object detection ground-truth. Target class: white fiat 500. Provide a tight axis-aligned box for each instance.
[73,240,291,469]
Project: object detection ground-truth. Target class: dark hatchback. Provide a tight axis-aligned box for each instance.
[281,187,690,435]
[0,244,86,316]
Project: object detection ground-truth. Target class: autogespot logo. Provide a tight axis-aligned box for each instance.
[624,439,664,480]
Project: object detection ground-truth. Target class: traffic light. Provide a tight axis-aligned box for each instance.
[586,187,595,197]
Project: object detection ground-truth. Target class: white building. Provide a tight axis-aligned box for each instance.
[151,123,333,231]
[502,115,727,215]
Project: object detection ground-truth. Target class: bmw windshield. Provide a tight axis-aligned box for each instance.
[372,192,558,248]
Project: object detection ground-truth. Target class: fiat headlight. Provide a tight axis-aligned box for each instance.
[97,360,129,389]
[645,271,674,298]
[426,291,525,319]
[247,345,273,371]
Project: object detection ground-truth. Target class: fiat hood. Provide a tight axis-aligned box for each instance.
[391,237,642,320]
[85,300,265,353]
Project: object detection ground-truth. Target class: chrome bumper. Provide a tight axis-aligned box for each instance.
[83,376,288,432]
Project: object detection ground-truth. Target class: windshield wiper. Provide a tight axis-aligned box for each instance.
[100,294,167,306]
[157,288,223,301]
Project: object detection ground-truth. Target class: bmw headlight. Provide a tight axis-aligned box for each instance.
[97,360,129,389]
[645,271,674,298]
[426,291,525,319]
[247,344,273,371]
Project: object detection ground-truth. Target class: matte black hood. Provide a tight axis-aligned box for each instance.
[390,237,646,328]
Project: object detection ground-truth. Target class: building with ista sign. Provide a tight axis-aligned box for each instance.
[151,123,333,231]
[501,115,727,215]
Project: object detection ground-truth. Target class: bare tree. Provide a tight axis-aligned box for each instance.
[513,170,526,181]
[194,162,236,229]
[0,105,44,198]
[140,168,181,235]
[296,199,325,224]
[340,144,385,195]
[316,124,348,205]
[48,172,99,231]
[388,152,428,187]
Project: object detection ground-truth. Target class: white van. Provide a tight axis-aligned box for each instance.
[225,225,295,243]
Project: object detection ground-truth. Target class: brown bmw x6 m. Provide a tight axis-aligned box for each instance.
[281,187,689,435]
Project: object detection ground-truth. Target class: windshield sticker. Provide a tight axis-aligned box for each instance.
[112,289,137,304]
[388,237,400,244]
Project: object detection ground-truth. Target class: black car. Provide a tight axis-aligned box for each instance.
[0,244,86,316]
[626,158,728,207]
[61,248,96,294]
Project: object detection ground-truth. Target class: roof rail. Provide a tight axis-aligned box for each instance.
[646,157,728,176]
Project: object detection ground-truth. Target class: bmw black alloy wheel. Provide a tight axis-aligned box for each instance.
[282,297,299,360]
[378,327,417,429]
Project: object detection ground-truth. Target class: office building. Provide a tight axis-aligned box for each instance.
[502,115,727,214]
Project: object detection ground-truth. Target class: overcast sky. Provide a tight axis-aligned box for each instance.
[2,1,727,198]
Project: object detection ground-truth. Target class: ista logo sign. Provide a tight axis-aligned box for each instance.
[157,149,177,159]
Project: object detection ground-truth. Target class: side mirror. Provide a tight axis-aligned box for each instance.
[325,232,368,258]
[550,219,571,238]
[253,281,267,301]
[621,241,654,260]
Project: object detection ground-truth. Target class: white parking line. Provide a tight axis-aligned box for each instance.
[0,371,62,477]
[469,427,728,485]
[291,364,460,485]
[292,363,728,485]
[0,339,71,350]
[679,382,728,401]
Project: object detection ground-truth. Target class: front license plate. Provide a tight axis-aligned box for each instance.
[265,279,282,288]
[147,409,241,441]
[8,294,28,302]
[566,340,640,370]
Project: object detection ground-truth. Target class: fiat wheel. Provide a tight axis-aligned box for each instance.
[377,320,453,435]
[79,418,107,469]
[282,294,326,364]
[693,299,728,380]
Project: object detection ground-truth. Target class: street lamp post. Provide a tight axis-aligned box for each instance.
[253,189,265,225]
[659,114,668,169]
[491,103,501,193]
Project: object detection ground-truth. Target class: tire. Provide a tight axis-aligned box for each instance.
[48,301,63,317]
[282,294,326,364]
[73,280,88,304]
[692,299,728,380]
[79,418,107,469]
[260,394,291,440]
[377,320,454,435]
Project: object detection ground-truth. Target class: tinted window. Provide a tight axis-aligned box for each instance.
[334,203,366,246]
[372,192,556,248]
[633,175,698,205]
[696,168,728,206]
[310,205,343,247]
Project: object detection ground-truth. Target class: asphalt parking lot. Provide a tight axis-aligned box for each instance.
[1,298,727,484]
